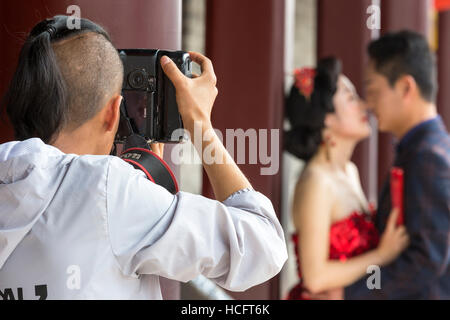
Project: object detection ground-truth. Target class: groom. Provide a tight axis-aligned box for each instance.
[345,30,450,299]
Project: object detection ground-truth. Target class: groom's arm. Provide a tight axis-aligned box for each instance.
[346,150,450,299]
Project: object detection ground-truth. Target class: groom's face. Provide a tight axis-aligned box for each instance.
[364,61,403,133]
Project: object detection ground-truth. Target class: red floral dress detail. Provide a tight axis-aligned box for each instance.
[286,208,379,300]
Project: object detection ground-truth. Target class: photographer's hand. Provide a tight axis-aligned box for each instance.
[161,52,217,134]
[150,143,164,159]
[161,52,251,201]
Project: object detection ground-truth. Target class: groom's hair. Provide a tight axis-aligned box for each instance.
[368,30,437,103]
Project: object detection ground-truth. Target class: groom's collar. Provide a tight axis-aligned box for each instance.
[395,115,444,155]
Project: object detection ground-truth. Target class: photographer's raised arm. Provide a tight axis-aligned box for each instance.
[161,53,251,201]
[103,51,288,292]
[104,52,288,292]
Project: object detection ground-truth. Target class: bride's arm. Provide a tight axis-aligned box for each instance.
[293,168,407,294]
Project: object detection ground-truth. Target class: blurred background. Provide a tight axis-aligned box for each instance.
[0,0,449,300]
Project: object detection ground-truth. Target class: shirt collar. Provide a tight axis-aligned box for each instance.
[396,115,442,154]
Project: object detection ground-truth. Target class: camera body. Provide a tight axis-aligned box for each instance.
[116,49,192,143]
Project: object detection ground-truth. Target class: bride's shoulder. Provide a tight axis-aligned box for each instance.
[346,161,362,182]
[346,161,359,173]
[296,163,334,193]
[292,164,336,217]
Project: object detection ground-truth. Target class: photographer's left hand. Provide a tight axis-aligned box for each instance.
[150,143,164,159]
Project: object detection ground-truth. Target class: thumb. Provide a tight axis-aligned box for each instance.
[161,56,185,87]
[387,207,399,231]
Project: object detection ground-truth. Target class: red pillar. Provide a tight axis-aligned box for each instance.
[378,0,431,192]
[438,10,450,129]
[317,0,375,200]
[204,0,285,300]
[0,0,182,299]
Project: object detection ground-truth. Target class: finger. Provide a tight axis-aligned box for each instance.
[150,143,159,154]
[161,56,187,87]
[150,143,164,158]
[397,226,407,235]
[405,236,411,246]
[188,51,213,72]
[188,51,216,84]
[190,72,200,79]
[386,207,399,232]
[401,233,410,243]
[400,238,410,250]
[398,230,408,241]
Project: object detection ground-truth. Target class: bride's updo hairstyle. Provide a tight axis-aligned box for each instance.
[284,57,342,161]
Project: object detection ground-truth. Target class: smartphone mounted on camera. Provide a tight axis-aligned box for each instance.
[115,49,192,143]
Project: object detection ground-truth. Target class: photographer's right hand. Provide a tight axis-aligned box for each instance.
[161,52,218,135]
[161,52,251,201]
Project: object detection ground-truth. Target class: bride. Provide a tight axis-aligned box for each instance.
[284,57,409,300]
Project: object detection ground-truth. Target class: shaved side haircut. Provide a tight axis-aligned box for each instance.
[2,15,124,143]
[52,32,123,131]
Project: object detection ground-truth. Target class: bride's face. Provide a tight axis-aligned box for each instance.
[326,75,371,141]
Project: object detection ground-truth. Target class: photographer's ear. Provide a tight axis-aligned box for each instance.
[103,94,122,132]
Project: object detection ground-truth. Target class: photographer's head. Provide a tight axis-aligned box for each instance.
[365,30,438,138]
[3,15,123,155]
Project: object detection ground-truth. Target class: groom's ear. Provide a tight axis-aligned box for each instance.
[396,75,417,103]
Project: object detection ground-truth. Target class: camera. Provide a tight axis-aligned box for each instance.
[110,49,190,194]
[116,49,192,144]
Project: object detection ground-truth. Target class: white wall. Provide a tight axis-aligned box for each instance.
[280,0,317,299]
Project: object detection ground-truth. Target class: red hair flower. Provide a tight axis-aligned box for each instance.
[294,67,316,100]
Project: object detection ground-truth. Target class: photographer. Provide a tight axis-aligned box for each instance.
[0,16,287,299]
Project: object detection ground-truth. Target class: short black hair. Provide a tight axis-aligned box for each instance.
[368,30,437,102]
[1,15,123,143]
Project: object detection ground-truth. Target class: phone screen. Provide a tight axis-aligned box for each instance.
[122,91,148,136]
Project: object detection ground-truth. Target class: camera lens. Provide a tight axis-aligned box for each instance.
[128,69,147,89]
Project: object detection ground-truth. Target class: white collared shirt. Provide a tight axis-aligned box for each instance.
[0,138,287,299]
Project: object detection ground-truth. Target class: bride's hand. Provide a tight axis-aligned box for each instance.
[376,208,410,266]
[302,287,344,300]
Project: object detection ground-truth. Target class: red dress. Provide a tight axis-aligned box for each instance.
[287,209,379,300]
